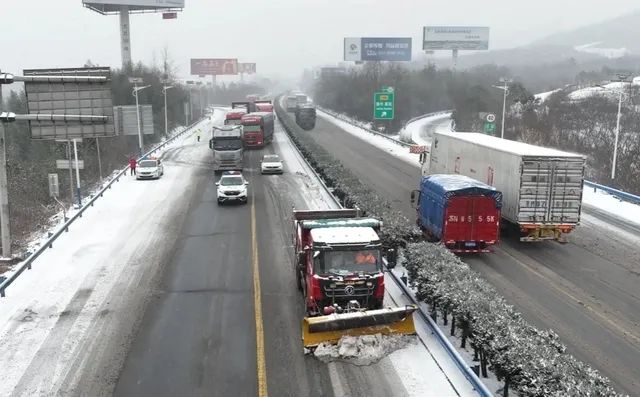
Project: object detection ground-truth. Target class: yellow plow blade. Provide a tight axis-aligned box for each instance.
[302,306,417,348]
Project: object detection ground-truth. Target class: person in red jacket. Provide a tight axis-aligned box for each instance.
[129,157,137,175]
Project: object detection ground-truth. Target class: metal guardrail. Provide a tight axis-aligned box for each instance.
[403,109,453,129]
[0,117,205,297]
[584,180,640,205]
[276,98,491,397]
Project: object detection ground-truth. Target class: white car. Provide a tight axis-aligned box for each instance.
[136,158,164,180]
[216,171,249,205]
[260,154,284,174]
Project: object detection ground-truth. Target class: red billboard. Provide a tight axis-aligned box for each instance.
[190,58,238,75]
[238,63,257,74]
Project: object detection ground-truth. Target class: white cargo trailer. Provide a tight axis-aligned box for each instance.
[424,131,586,242]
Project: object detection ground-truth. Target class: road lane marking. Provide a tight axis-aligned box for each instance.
[500,246,640,348]
[251,194,269,397]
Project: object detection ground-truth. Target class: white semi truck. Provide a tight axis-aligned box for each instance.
[423,131,586,242]
[210,125,244,172]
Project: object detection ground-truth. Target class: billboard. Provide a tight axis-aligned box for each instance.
[113,105,154,135]
[344,37,412,62]
[422,26,490,50]
[83,0,184,14]
[238,63,257,74]
[23,67,115,140]
[318,67,347,78]
[190,58,238,75]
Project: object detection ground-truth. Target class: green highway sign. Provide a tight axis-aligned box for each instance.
[373,91,395,120]
[483,121,496,135]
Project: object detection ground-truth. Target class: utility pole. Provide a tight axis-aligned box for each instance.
[67,140,74,203]
[72,139,82,207]
[492,78,512,139]
[96,138,103,180]
[131,79,150,156]
[596,75,628,180]
[0,83,11,257]
[500,80,507,139]
[612,88,623,179]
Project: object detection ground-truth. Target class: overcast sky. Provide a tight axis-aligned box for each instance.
[1,0,639,85]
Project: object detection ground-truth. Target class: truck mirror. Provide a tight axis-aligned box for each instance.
[419,152,426,164]
[209,139,214,149]
[386,248,397,269]
[410,190,420,209]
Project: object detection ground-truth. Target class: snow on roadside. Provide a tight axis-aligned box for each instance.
[399,113,452,145]
[316,110,420,167]
[534,89,561,103]
[314,334,415,366]
[0,116,214,281]
[0,111,222,396]
[582,186,640,227]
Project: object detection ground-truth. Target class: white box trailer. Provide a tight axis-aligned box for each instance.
[425,131,586,241]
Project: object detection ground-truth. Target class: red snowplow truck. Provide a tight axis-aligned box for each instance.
[293,209,416,348]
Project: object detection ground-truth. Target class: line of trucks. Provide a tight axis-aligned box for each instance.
[285,92,317,130]
[411,130,586,252]
[209,97,275,172]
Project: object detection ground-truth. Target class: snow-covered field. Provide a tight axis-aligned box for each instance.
[0,115,215,396]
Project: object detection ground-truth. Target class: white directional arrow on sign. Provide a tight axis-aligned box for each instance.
[381,111,387,117]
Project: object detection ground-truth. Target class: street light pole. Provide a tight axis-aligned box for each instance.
[612,89,623,179]
[162,85,174,137]
[0,83,10,256]
[492,78,511,139]
[595,77,628,180]
[132,84,150,156]
[500,79,508,139]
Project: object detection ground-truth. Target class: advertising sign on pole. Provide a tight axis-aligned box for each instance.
[238,63,257,74]
[423,26,490,50]
[48,174,59,197]
[56,159,85,170]
[190,58,238,75]
[373,92,395,120]
[23,67,115,140]
[113,105,154,135]
[344,38,412,62]
[83,0,185,14]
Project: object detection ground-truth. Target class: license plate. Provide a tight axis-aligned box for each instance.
[465,242,476,247]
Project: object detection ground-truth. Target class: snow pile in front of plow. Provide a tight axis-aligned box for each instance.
[314,333,416,366]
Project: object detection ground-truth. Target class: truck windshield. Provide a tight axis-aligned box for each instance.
[243,125,262,132]
[316,249,381,276]
[139,160,157,167]
[213,139,242,150]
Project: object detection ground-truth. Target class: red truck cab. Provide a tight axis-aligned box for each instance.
[241,112,274,148]
[293,210,390,316]
[224,110,246,126]
[254,100,274,113]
